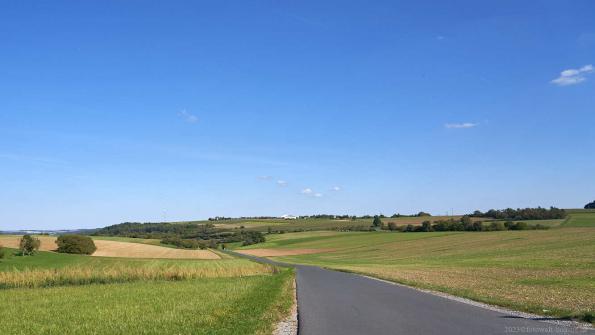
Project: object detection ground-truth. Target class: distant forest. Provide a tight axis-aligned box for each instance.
[92,222,264,247]
[469,207,566,220]
[585,201,595,209]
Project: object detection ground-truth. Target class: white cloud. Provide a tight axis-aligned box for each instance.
[301,188,313,195]
[551,64,593,86]
[178,109,198,123]
[301,188,323,198]
[277,180,288,187]
[445,122,478,129]
[331,186,341,191]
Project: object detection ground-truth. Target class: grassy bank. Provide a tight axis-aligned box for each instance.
[239,228,595,321]
[0,249,294,334]
[0,270,294,335]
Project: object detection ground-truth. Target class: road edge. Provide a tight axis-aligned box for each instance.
[357,273,594,331]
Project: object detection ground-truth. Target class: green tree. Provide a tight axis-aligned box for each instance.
[372,216,383,228]
[0,244,7,259]
[19,235,40,256]
[56,235,97,255]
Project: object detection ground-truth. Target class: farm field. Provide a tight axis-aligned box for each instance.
[204,215,476,232]
[0,235,219,259]
[563,209,595,227]
[0,274,292,335]
[236,227,595,321]
[0,248,294,334]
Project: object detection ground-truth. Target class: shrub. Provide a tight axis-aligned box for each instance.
[387,222,398,231]
[372,216,383,228]
[581,312,594,323]
[161,237,203,249]
[509,222,528,230]
[19,235,41,256]
[488,222,506,231]
[0,245,6,259]
[421,221,432,232]
[56,235,97,255]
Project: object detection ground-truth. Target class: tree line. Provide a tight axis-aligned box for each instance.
[93,221,265,247]
[469,207,566,220]
[383,216,550,233]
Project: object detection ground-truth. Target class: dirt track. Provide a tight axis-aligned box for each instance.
[236,248,334,257]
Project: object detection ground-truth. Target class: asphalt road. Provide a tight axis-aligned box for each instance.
[226,251,593,335]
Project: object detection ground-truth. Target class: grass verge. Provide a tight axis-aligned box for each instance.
[0,270,294,335]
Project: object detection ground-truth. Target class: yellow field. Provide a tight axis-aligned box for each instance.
[0,236,219,260]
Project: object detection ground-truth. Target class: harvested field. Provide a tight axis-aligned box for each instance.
[0,236,219,260]
[237,248,335,257]
[92,240,219,259]
[0,235,57,251]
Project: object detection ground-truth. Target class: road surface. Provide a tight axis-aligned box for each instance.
[227,251,593,335]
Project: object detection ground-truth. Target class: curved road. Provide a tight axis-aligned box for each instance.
[228,252,593,335]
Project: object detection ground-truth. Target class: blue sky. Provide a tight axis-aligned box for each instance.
[1,1,594,230]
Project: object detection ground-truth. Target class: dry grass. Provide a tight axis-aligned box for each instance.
[0,236,219,259]
[92,240,219,259]
[0,260,276,289]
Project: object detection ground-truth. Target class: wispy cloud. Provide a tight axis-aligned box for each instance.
[445,122,478,129]
[331,186,341,191]
[277,180,288,187]
[551,64,593,86]
[302,188,323,198]
[178,109,198,123]
[301,188,313,195]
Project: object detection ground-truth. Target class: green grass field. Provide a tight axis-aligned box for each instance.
[0,271,293,335]
[0,249,294,334]
[563,209,595,227]
[237,227,595,321]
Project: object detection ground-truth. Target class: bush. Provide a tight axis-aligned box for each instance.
[372,216,383,228]
[56,235,97,255]
[488,221,506,231]
[510,222,528,230]
[387,222,398,231]
[0,245,7,259]
[161,237,204,249]
[421,221,432,232]
[19,235,41,255]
